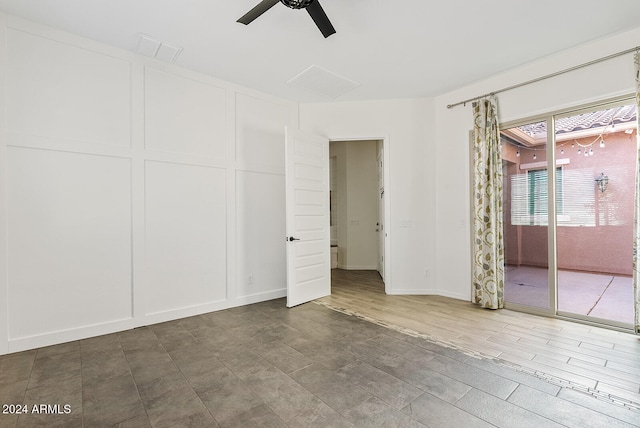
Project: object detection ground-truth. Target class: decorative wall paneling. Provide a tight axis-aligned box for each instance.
[0,14,297,354]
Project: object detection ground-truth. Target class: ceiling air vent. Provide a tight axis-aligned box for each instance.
[135,33,182,63]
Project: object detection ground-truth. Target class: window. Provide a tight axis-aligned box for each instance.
[511,167,563,226]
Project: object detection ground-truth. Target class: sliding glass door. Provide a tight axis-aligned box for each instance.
[500,100,637,328]
[555,104,637,326]
[501,120,550,311]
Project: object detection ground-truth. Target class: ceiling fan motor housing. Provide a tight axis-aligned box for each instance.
[280,0,314,9]
[238,0,334,38]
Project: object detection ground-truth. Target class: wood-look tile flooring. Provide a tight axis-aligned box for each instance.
[319,269,640,408]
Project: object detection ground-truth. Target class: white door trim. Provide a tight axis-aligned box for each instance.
[328,134,391,294]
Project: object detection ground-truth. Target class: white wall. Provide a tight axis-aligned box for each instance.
[300,99,437,295]
[433,27,640,301]
[0,14,297,354]
[330,140,379,270]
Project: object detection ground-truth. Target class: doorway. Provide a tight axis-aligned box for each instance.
[329,139,387,286]
[500,99,637,328]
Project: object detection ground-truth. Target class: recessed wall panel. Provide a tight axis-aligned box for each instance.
[145,161,226,314]
[6,29,131,147]
[295,164,323,182]
[295,215,324,232]
[236,171,286,298]
[145,68,226,158]
[7,147,132,339]
[236,94,293,170]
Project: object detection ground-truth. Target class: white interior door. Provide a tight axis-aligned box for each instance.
[285,128,331,307]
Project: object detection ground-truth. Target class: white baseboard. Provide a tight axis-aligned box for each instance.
[234,289,287,305]
[5,288,288,355]
[386,288,470,302]
[387,288,439,295]
[437,289,471,301]
[8,317,136,354]
[336,265,378,270]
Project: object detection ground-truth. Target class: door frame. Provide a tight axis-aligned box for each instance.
[377,143,385,279]
[328,134,392,294]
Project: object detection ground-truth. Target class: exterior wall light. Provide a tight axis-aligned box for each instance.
[595,172,609,193]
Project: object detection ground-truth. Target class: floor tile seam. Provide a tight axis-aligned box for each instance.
[241,386,323,428]
[116,333,162,428]
[602,362,640,378]
[546,343,640,368]
[333,364,425,412]
[514,331,620,351]
[511,320,617,338]
[313,300,640,414]
[253,401,290,428]
[170,364,222,426]
[21,350,38,394]
[274,371,353,424]
[286,363,423,426]
[483,357,640,413]
[320,383,426,428]
[537,354,640,386]
[405,389,490,427]
[80,366,88,428]
[359,396,426,427]
[14,365,33,423]
[577,341,623,354]
[143,378,215,427]
[568,359,640,385]
[491,335,608,363]
[404,352,520,400]
[183,364,257,427]
[452,385,568,427]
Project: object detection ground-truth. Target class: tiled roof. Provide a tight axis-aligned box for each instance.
[518,105,637,137]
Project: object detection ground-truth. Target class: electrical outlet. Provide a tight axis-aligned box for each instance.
[247,274,254,284]
[424,268,431,278]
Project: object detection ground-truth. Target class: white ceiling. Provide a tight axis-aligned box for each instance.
[1,0,639,102]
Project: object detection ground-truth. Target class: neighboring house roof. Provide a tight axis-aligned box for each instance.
[555,104,637,134]
[504,104,637,146]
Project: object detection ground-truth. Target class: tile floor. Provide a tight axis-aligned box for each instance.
[323,269,640,407]
[505,265,635,325]
[1,297,639,427]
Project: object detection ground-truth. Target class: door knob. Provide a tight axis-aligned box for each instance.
[288,236,301,242]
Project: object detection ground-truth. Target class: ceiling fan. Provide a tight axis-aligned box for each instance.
[237,0,336,38]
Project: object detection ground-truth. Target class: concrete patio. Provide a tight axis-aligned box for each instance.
[505,265,634,325]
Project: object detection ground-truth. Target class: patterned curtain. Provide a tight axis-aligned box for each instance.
[472,97,504,309]
[634,52,640,334]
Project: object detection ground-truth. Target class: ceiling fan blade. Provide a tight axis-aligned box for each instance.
[306,0,336,38]
[237,0,280,25]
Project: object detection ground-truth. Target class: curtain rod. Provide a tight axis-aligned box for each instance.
[446,46,640,109]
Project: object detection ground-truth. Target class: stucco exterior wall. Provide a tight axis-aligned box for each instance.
[503,129,636,276]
